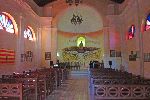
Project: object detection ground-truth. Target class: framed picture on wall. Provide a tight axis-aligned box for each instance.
[110,50,116,57]
[116,51,121,57]
[45,52,51,60]
[144,53,150,62]
[129,55,136,61]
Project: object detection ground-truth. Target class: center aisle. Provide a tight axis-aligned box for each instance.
[47,70,89,100]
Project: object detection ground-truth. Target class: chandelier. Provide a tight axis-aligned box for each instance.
[66,0,82,6]
[71,14,83,25]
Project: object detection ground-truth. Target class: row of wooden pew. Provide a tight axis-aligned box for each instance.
[0,67,69,100]
[89,68,150,100]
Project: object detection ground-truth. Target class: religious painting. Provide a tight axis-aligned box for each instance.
[129,51,137,61]
[21,51,33,62]
[144,53,150,62]
[45,52,51,60]
[116,51,121,57]
[26,51,33,57]
[110,50,115,57]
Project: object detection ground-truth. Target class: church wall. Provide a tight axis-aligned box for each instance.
[138,0,150,79]
[0,0,41,76]
[119,0,150,78]
[105,9,122,69]
[41,27,57,67]
[118,0,141,75]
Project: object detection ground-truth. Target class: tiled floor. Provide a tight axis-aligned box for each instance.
[47,74,89,100]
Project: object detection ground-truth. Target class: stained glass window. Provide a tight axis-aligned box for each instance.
[145,14,150,31]
[128,25,135,39]
[24,26,33,40]
[0,13,15,33]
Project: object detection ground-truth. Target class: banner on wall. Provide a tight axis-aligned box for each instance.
[0,49,15,64]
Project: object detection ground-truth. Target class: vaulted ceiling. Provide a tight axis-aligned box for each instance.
[33,0,125,7]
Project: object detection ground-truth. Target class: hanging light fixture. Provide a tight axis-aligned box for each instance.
[71,14,83,25]
[66,0,82,6]
[66,0,83,25]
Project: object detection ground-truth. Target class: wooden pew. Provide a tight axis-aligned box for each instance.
[89,68,150,100]
[0,83,34,100]
[95,84,150,100]
[0,67,69,100]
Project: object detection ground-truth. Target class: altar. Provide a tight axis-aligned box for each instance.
[61,46,102,69]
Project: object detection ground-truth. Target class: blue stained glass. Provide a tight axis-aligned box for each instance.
[145,14,150,31]
[0,13,15,33]
[6,20,11,28]
[147,15,150,21]
[24,26,33,40]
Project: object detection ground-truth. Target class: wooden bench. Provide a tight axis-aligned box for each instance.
[0,83,33,100]
[0,67,69,100]
[89,68,150,100]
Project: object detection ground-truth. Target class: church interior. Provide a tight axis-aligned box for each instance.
[0,0,150,100]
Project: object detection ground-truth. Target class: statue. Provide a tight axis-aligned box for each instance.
[79,41,83,47]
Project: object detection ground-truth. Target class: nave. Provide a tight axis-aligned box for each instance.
[1,0,150,100]
[47,73,89,100]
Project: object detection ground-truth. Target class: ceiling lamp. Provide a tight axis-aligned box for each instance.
[71,14,83,25]
[66,0,82,6]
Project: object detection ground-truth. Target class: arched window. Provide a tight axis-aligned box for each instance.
[0,12,16,33]
[145,13,150,31]
[24,26,34,40]
[128,25,135,39]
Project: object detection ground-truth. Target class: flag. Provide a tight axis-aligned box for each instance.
[0,49,15,64]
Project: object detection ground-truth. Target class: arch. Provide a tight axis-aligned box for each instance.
[55,4,103,33]
[77,36,85,47]
[24,26,35,41]
[0,12,18,34]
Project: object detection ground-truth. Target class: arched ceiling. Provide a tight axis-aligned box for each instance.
[57,5,103,33]
[34,0,125,7]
